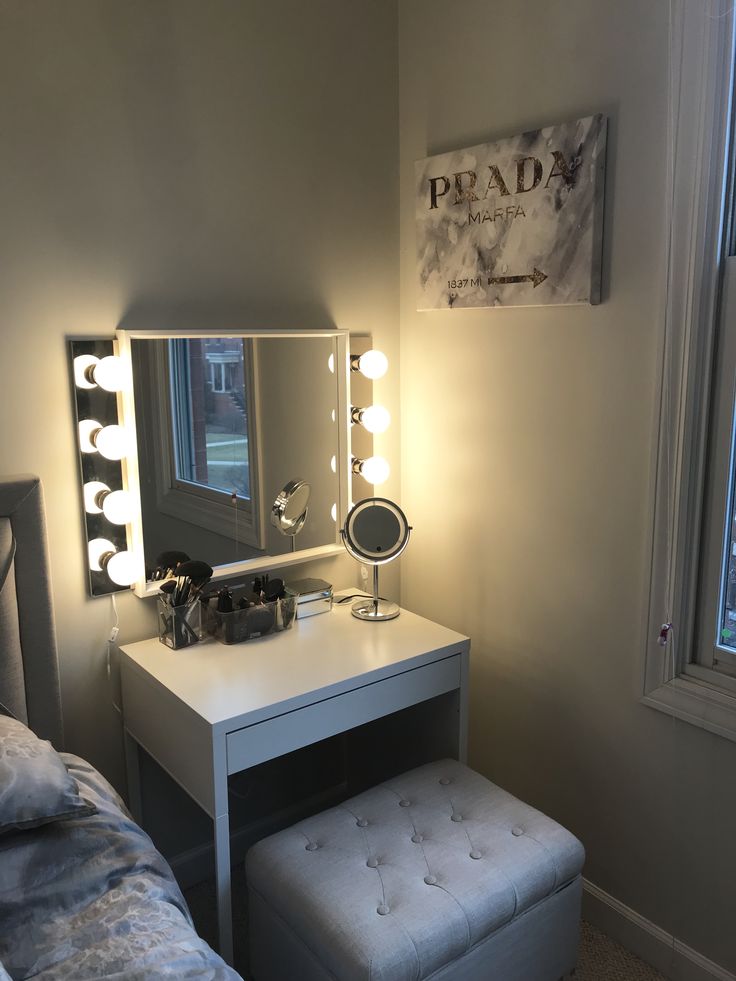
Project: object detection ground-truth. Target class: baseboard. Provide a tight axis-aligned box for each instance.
[583,879,734,981]
[169,781,349,891]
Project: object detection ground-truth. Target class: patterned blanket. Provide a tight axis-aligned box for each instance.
[0,754,241,980]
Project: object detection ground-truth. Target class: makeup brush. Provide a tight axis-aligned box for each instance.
[174,559,214,606]
[153,550,191,581]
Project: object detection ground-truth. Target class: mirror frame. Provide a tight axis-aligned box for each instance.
[116,328,350,598]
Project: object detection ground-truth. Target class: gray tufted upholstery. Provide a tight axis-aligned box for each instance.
[0,476,62,748]
[247,759,585,981]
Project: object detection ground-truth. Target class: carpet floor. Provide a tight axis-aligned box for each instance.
[184,869,669,979]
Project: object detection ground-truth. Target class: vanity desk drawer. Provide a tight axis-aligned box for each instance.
[226,653,462,774]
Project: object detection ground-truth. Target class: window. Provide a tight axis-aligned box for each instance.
[139,337,263,550]
[643,0,736,738]
[169,338,252,500]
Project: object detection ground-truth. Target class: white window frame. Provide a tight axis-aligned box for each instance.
[135,337,264,550]
[643,0,736,739]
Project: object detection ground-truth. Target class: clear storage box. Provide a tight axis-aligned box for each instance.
[209,589,297,645]
[158,597,203,650]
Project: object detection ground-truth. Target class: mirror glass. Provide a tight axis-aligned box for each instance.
[128,333,344,584]
[342,498,411,564]
[271,479,311,538]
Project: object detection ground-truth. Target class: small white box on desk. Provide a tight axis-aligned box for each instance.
[286,577,333,618]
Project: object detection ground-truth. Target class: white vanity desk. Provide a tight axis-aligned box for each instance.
[119,596,470,966]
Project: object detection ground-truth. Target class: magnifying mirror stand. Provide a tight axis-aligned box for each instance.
[352,565,399,622]
[341,498,411,623]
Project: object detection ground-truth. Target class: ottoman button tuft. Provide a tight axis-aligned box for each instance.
[377,905,390,915]
[305,842,318,851]
[424,874,437,885]
[366,858,378,868]
[469,850,482,860]
[512,826,524,837]
[411,834,423,843]
[356,819,368,827]
[439,777,451,785]
[451,814,463,822]
[399,799,411,807]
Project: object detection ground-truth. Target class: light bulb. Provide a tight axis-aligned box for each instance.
[79,419,103,453]
[88,538,115,572]
[331,502,337,522]
[328,353,335,374]
[354,349,388,380]
[83,481,109,514]
[93,355,131,392]
[74,355,99,390]
[101,489,135,525]
[330,455,337,473]
[106,550,139,586]
[358,404,391,434]
[94,425,129,461]
[359,456,390,485]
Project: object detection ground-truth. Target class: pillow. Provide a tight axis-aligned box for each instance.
[0,716,96,833]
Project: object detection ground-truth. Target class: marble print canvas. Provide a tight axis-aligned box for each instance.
[415,115,607,309]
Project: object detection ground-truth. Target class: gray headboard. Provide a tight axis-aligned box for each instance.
[0,475,63,748]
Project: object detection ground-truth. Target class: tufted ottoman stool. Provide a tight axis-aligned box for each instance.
[246,759,585,981]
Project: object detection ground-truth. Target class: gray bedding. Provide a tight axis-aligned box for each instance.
[0,754,241,981]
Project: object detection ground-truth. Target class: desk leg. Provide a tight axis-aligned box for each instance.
[123,730,142,824]
[212,745,234,966]
[458,648,470,764]
[215,811,234,965]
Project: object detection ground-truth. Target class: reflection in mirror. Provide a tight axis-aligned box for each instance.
[271,479,311,548]
[126,332,345,585]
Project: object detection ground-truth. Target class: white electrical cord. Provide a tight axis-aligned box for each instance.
[107,592,122,715]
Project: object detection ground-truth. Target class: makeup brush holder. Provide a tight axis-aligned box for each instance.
[158,597,203,650]
[211,589,297,645]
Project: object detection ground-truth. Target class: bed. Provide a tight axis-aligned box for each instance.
[0,475,241,981]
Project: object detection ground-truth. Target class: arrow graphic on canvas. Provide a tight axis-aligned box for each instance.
[488,268,548,288]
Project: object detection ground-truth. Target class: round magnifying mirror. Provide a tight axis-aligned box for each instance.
[271,479,311,551]
[341,498,411,621]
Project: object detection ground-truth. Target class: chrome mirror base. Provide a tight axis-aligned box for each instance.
[351,598,400,622]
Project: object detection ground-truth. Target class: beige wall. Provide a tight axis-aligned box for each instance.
[399,0,735,972]
[0,0,399,791]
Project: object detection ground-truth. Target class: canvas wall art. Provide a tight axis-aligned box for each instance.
[415,115,607,310]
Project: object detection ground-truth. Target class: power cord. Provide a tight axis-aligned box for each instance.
[107,593,122,715]
[335,594,389,604]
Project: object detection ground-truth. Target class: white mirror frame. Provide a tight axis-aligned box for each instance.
[116,328,351,598]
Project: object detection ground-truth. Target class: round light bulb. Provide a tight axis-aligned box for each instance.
[79,419,103,453]
[74,355,99,390]
[88,538,115,572]
[331,502,337,522]
[106,550,139,587]
[330,455,337,473]
[102,489,135,525]
[94,425,129,461]
[328,353,335,374]
[83,481,109,514]
[360,455,390,485]
[357,349,388,380]
[93,355,131,392]
[360,404,391,434]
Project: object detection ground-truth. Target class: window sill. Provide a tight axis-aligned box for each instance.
[642,670,736,742]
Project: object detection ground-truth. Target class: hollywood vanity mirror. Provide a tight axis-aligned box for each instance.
[116,330,350,598]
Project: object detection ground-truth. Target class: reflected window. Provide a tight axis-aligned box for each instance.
[169,339,251,500]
